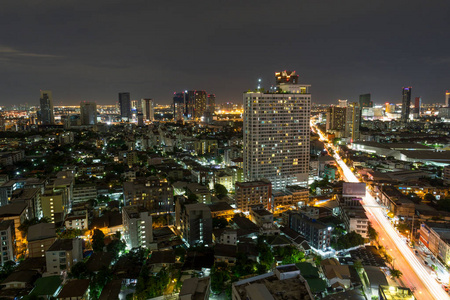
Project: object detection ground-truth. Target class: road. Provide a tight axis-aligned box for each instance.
[311,122,450,300]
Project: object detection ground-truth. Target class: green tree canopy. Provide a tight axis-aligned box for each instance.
[214,184,228,198]
[334,231,365,250]
[107,239,126,260]
[92,229,105,252]
[212,217,228,229]
[70,261,90,279]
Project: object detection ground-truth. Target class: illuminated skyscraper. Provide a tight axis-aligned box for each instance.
[118,92,132,120]
[243,71,311,189]
[326,106,346,134]
[446,91,450,107]
[80,102,97,125]
[413,96,422,118]
[359,93,372,108]
[39,90,54,125]
[207,94,216,113]
[345,102,360,141]
[185,90,207,120]
[173,92,185,122]
[401,87,412,123]
[141,98,154,121]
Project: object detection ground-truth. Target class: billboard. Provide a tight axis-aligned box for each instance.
[342,182,366,197]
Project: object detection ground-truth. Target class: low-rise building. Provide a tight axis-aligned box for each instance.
[72,183,97,205]
[57,279,90,300]
[208,202,234,220]
[288,211,333,252]
[179,277,211,300]
[186,183,211,204]
[64,209,88,231]
[232,265,314,300]
[0,202,28,256]
[419,222,450,266]
[123,177,173,214]
[45,238,83,275]
[180,203,212,246]
[235,180,272,212]
[249,204,273,228]
[122,205,154,249]
[379,285,414,300]
[0,220,15,265]
[27,223,57,258]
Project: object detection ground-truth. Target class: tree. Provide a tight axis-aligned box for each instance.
[97,195,111,203]
[335,231,365,250]
[368,224,378,241]
[70,261,90,279]
[212,217,228,229]
[390,268,402,279]
[214,184,228,199]
[89,266,112,300]
[107,239,126,260]
[92,229,105,252]
[211,262,230,294]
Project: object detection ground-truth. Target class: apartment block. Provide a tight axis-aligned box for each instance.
[122,206,153,249]
[235,180,272,212]
[123,177,173,213]
[46,238,83,275]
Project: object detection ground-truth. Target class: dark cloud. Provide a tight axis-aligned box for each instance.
[0,0,449,106]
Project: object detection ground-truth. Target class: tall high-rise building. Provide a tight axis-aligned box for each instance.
[243,71,311,189]
[345,102,360,141]
[118,92,132,120]
[194,91,207,120]
[80,102,97,125]
[141,98,154,121]
[186,90,207,120]
[207,94,216,113]
[401,87,412,122]
[173,92,186,122]
[39,90,54,125]
[385,103,396,114]
[326,106,346,133]
[446,91,450,107]
[359,93,372,108]
[413,96,422,118]
[186,91,196,119]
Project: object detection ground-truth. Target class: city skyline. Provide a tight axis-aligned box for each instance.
[1,1,450,106]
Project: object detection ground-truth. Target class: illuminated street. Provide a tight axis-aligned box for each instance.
[312,121,450,300]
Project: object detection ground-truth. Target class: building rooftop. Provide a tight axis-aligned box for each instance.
[208,201,233,212]
[99,279,122,300]
[0,202,28,217]
[86,252,114,272]
[379,285,414,300]
[233,269,312,300]
[0,219,14,231]
[47,239,76,252]
[27,222,56,242]
[29,275,62,297]
[2,270,38,285]
[148,250,176,265]
[179,277,211,300]
[236,180,271,188]
[57,279,90,298]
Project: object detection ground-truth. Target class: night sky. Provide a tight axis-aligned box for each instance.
[1,0,450,106]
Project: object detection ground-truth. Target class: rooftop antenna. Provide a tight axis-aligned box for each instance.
[257,78,262,91]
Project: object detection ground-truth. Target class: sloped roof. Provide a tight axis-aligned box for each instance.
[57,279,90,298]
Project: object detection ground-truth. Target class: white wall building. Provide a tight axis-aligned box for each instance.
[243,71,311,189]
